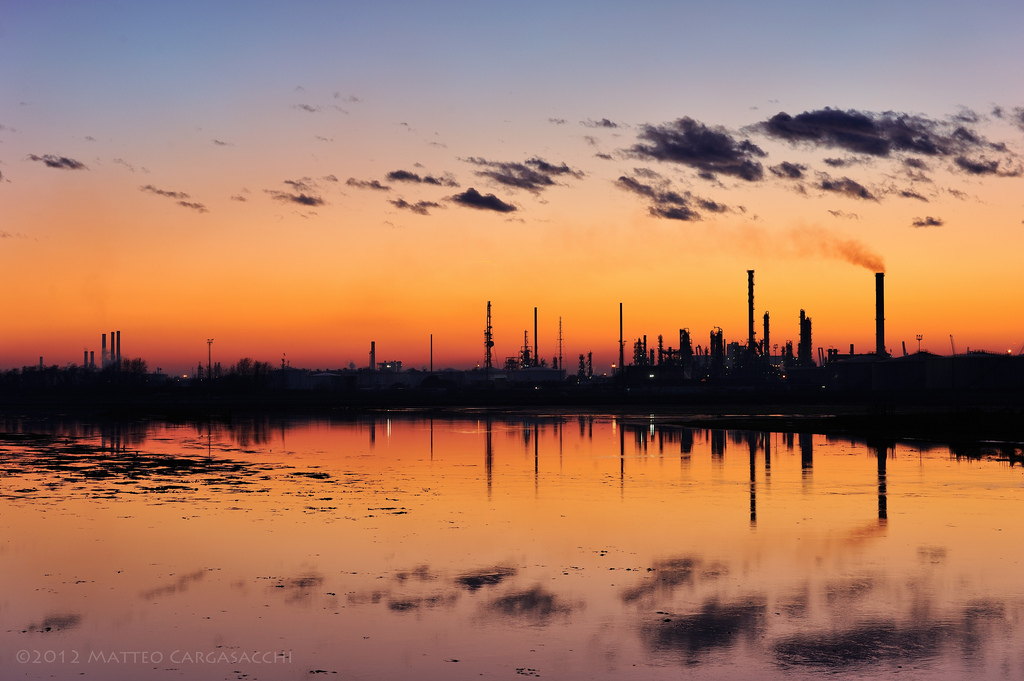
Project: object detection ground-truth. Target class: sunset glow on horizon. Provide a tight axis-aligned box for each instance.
[3,1,1023,374]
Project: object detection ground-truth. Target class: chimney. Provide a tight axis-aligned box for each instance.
[618,303,624,372]
[533,307,538,369]
[116,330,121,364]
[747,270,755,352]
[370,341,376,371]
[875,272,885,356]
[102,333,107,366]
[763,311,770,356]
[90,350,95,368]
[84,350,89,367]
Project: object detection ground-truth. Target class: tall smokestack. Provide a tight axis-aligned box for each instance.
[619,303,624,373]
[90,351,95,368]
[370,341,376,371]
[747,270,755,352]
[84,350,89,367]
[533,307,538,368]
[116,330,121,364]
[875,272,885,356]
[763,312,770,356]
[102,333,107,366]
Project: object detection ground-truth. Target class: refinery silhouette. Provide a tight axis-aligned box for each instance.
[3,269,1024,430]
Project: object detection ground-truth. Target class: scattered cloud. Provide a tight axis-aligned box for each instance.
[345,178,390,191]
[755,107,1021,177]
[322,174,339,182]
[912,216,944,227]
[899,189,929,202]
[450,187,516,212]
[291,104,320,113]
[548,117,567,125]
[27,154,86,170]
[178,201,209,213]
[385,169,459,187]
[390,198,442,215]
[464,156,583,192]
[265,190,325,206]
[581,118,619,129]
[769,162,806,179]
[112,158,136,172]
[630,117,766,181]
[212,139,231,146]
[230,194,247,202]
[333,93,361,103]
[954,155,1020,176]
[84,135,96,142]
[595,153,613,160]
[285,178,315,191]
[140,184,189,200]
[140,185,208,212]
[828,210,860,220]
[615,174,729,222]
[818,174,876,200]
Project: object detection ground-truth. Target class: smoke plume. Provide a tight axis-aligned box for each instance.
[790,226,885,272]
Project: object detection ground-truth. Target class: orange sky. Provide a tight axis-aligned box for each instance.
[2,2,1023,373]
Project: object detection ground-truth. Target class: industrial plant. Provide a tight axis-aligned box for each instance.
[3,270,1024,404]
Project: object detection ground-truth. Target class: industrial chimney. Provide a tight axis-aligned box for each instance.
[747,270,755,352]
[370,341,376,371]
[875,273,885,356]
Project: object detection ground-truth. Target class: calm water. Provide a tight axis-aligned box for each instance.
[2,413,1023,680]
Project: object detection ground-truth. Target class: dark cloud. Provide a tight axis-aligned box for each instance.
[769,162,807,179]
[548,117,567,125]
[450,187,516,213]
[581,118,619,129]
[177,201,208,213]
[386,169,459,187]
[390,198,442,215]
[818,175,876,200]
[899,189,929,202]
[345,178,391,191]
[140,184,190,200]
[823,157,857,167]
[912,216,943,227]
[630,117,766,181]
[464,156,582,192]
[595,153,613,160]
[954,155,1020,176]
[322,174,339,182]
[285,178,314,191]
[756,107,1021,177]
[265,190,325,206]
[28,154,86,170]
[140,185,208,212]
[212,139,231,146]
[616,175,723,222]
[291,104,320,113]
[903,158,929,170]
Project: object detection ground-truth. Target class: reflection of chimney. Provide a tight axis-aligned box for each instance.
[875,273,885,356]
[747,270,755,351]
[370,341,376,371]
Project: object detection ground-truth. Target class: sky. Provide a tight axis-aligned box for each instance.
[2,0,1023,374]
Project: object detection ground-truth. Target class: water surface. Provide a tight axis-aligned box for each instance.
[2,414,1023,680]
